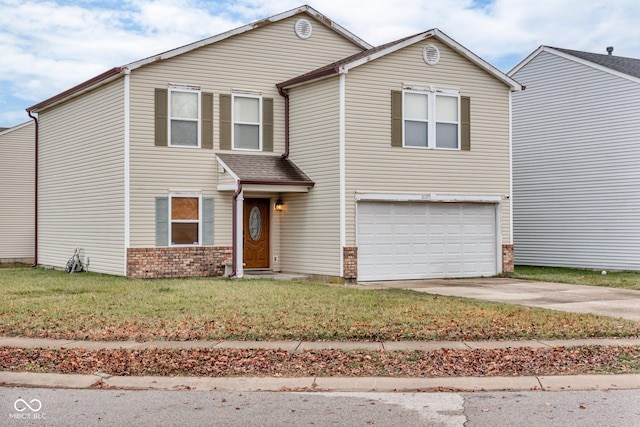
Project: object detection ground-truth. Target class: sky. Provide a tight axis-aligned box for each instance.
[1,0,639,127]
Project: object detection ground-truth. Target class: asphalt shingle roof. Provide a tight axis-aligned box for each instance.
[553,47,640,79]
[216,153,313,186]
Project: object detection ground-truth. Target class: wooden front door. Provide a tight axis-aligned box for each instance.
[243,198,270,269]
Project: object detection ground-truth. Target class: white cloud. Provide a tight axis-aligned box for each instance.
[1,0,640,126]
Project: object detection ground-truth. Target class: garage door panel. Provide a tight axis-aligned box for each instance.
[357,201,498,281]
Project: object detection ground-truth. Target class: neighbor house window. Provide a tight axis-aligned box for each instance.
[403,89,459,149]
[169,88,200,147]
[170,195,201,245]
[233,94,261,150]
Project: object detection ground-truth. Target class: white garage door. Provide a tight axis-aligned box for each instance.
[357,201,498,281]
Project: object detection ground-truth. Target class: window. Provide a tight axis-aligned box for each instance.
[403,89,459,149]
[170,195,201,245]
[233,94,261,150]
[169,88,200,147]
[156,196,213,246]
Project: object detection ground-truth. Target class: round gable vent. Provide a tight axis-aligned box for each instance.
[295,18,313,39]
[423,44,440,65]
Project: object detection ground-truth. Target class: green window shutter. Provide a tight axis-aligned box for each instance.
[155,197,169,246]
[201,92,213,149]
[219,94,231,150]
[262,97,274,152]
[155,89,168,146]
[202,197,214,245]
[461,96,471,151]
[391,90,403,147]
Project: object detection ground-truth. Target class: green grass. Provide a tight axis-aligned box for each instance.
[0,267,639,342]
[509,266,640,290]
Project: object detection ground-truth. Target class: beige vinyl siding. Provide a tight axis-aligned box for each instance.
[512,51,640,270]
[280,78,341,276]
[128,15,363,248]
[38,79,125,275]
[0,121,35,261]
[343,39,512,246]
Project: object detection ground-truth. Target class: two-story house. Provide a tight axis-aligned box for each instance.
[510,46,640,271]
[25,5,521,282]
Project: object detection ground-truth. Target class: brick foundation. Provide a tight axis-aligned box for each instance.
[502,244,514,273]
[127,246,232,279]
[343,247,358,281]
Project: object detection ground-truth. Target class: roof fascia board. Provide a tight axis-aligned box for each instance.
[507,45,545,76]
[0,120,33,136]
[27,67,124,113]
[342,31,436,72]
[431,29,522,91]
[215,156,241,182]
[27,6,372,114]
[126,6,371,72]
[282,29,523,91]
[277,66,342,91]
[303,7,372,50]
[542,47,640,85]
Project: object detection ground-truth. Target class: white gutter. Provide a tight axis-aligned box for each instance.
[508,90,514,246]
[339,73,346,278]
[123,69,131,276]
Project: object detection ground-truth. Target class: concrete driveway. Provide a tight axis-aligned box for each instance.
[364,278,640,322]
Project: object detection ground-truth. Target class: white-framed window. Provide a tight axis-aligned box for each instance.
[169,194,202,246]
[169,87,201,147]
[232,93,262,151]
[403,88,460,149]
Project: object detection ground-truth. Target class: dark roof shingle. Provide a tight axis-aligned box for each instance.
[554,47,640,79]
[216,153,313,186]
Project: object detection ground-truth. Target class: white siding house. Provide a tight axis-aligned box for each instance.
[510,46,640,270]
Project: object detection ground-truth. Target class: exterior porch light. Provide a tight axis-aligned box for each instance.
[274,199,284,211]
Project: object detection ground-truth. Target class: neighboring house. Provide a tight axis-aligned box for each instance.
[509,46,640,271]
[0,121,35,264]
[26,5,520,282]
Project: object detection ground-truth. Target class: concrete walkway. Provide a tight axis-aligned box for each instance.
[364,278,640,321]
[1,336,639,393]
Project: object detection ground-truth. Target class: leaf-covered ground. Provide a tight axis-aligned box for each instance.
[1,346,639,378]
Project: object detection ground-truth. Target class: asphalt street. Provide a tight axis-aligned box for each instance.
[4,387,640,427]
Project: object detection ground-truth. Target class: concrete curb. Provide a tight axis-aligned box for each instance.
[2,371,640,393]
[1,336,638,393]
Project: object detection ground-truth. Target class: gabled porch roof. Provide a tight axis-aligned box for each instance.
[216,153,314,192]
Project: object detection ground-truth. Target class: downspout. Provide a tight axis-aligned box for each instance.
[277,86,290,158]
[27,110,38,267]
[230,182,243,277]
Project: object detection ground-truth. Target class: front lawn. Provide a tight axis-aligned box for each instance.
[1,268,638,342]
[509,266,640,290]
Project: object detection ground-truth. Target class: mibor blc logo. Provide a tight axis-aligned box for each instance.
[10,398,46,420]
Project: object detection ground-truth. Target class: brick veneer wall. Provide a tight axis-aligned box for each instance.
[502,244,514,273]
[343,247,358,281]
[127,247,232,279]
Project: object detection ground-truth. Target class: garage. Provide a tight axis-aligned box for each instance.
[357,200,499,281]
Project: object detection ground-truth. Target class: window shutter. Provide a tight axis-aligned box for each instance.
[201,92,213,149]
[262,97,274,152]
[202,197,214,245]
[155,89,168,146]
[391,91,403,147]
[461,96,471,151]
[155,197,169,246]
[219,94,231,150]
